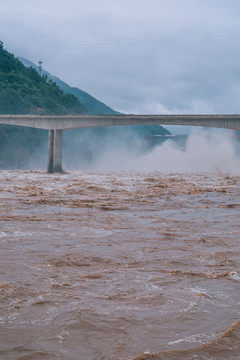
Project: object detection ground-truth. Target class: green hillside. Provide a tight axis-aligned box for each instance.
[0,42,84,115]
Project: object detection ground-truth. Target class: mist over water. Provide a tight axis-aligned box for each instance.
[1,127,239,176]
[65,129,240,174]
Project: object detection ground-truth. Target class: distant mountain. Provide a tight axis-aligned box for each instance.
[19,57,120,115]
[0,44,84,115]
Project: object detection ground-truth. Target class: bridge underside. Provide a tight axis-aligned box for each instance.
[0,114,240,173]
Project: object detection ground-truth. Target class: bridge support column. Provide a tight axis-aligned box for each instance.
[47,129,63,173]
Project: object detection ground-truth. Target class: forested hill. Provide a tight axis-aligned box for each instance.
[0,42,85,114]
[20,57,120,115]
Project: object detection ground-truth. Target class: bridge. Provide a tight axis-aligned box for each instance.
[0,114,240,173]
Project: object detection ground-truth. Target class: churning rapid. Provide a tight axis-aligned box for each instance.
[0,167,240,360]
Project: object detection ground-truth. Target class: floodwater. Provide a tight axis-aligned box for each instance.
[0,169,240,360]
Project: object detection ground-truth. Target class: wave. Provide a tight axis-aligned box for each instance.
[133,319,240,360]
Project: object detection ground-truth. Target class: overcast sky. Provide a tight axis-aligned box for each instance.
[1,0,240,114]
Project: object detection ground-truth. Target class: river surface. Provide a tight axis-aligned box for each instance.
[0,170,240,360]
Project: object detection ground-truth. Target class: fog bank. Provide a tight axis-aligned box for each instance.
[81,130,240,174]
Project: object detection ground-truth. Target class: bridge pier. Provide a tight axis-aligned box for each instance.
[47,129,63,173]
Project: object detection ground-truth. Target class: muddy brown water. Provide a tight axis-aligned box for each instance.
[0,170,240,360]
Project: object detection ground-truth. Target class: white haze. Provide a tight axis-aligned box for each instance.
[89,131,240,174]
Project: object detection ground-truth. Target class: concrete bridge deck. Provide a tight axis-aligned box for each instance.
[1,114,240,172]
[0,114,240,130]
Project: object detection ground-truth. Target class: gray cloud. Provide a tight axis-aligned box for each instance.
[1,0,240,115]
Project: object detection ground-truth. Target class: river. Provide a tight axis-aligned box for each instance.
[0,167,240,360]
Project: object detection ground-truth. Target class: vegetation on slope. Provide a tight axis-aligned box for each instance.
[0,41,85,115]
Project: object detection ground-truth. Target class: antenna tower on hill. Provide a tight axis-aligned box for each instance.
[38,61,43,76]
